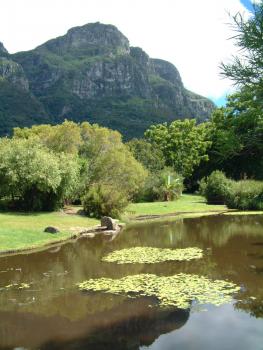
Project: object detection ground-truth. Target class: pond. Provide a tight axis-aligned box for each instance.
[0,214,263,349]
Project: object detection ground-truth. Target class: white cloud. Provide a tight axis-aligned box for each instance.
[0,0,250,101]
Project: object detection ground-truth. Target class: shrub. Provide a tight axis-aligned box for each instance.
[136,168,184,202]
[82,184,128,218]
[225,180,263,210]
[200,170,233,204]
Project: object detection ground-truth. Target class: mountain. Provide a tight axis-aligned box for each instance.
[0,23,215,138]
[0,43,50,135]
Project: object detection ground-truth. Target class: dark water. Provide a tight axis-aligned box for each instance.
[0,215,263,350]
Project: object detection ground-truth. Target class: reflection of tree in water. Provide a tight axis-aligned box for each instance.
[39,306,190,350]
[234,264,263,318]
[119,215,263,249]
[0,297,190,350]
[235,292,263,318]
[194,215,263,247]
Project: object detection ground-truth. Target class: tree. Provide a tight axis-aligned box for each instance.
[220,1,263,86]
[205,2,263,180]
[7,121,147,215]
[145,119,211,178]
[0,138,80,211]
[126,138,165,173]
[14,120,83,155]
[79,123,147,217]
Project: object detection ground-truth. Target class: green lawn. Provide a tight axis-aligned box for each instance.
[0,211,99,253]
[125,194,227,217]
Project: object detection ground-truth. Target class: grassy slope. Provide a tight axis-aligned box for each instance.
[126,194,227,217]
[0,211,99,252]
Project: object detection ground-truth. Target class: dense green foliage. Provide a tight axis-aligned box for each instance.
[127,138,185,203]
[225,180,263,210]
[0,121,146,215]
[82,183,129,218]
[80,124,147,217]
[14,120,83,155]
[200,172,263,210]
[145,119,211,177]
[201,92,263,180]
[137,168,184,202]
[0,137,80,211]
[199,171,233,204]
[127,138,165,173]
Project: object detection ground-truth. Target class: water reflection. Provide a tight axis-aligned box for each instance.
[0,215,263,349]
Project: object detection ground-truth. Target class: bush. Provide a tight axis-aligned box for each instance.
[225,180,263,210]
[82,184,128,218]
[201,171,263,210]
[136,168,184,202]
[200,170,233,204]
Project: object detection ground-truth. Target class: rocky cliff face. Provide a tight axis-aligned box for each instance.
[0,22,215,138]
[0,42,8,56]
[0,43,50,135]
[42,22,130,57]
[0,57,29,90]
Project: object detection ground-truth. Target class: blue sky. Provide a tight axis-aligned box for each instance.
[240,0,255,11]
[214,96,227,107]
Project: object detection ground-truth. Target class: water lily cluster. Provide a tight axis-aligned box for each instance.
[77,273,240,309]
[102,246,203,264]
[3,283,30,290]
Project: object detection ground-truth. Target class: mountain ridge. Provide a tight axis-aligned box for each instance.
[0,22,215,138]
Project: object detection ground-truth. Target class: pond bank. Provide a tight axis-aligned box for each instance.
[0,222,124,257]
[1,194,262,256]
[0,211,99,255]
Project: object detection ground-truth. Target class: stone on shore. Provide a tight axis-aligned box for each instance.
[101,217,118,230]
[44,226,60,234]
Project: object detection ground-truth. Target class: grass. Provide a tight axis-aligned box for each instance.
[125,194,227,217]
[0,211,99,253]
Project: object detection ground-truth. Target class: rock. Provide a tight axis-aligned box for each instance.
[0,57,29,91]
[0,42,8,55]
[101,216,118,230]
[44,226,60,234]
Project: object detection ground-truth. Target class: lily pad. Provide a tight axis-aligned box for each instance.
[77,273,240,309]
[102,247,203,264]
[4,283,31,290]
